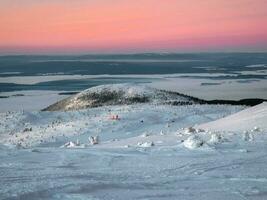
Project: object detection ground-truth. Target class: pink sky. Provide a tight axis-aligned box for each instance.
[0,0,267,54]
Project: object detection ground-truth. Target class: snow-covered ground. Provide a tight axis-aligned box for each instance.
[197,102,267,132]
[0,84,267,200]
[0,103,242,148]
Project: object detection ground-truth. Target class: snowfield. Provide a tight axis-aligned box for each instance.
[0,84,267,200]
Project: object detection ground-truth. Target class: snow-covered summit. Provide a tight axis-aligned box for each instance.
[43,83,199,111]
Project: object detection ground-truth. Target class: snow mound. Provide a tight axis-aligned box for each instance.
[197,102,267,132]
[43,83,199,111]
[60,140,86,148]
[183,135,204,149]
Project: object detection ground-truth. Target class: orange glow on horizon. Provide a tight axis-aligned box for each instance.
[0,0,267,53]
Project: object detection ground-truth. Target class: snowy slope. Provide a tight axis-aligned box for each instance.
[2,84,267,200]
[197,102,267,132]
[0,104,243,148]
[1,102,267,200]
[43,83,200,111]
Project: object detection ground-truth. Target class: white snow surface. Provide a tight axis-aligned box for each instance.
[1,84,267,200]
[183,135,204,149]
[197,102,267,132]
[0,103,242,148]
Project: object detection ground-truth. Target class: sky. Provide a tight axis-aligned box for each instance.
[0,0,267,54]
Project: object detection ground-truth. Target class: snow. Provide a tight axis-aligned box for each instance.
[197,102,267,132]
[183,135,204,149]
[184,127,197,134]
[0,103,243,148]
[89,136,99,145]
[137,141,154,147]
[60,139,88,148]
[2,135,267,200]
[43,83,197,111]
[0,84,267,199]
[208,133,225,145]
[243,131,254,142]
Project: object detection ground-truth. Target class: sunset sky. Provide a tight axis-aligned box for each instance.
[0,0,267,54]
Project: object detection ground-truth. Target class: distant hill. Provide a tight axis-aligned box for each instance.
[43,83,200,111]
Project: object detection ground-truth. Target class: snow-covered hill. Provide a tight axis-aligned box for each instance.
[0,104,243,148]
[1,84,266,149]
[1,84,267,200]
[43,83,200,111]
[197,102,267,132]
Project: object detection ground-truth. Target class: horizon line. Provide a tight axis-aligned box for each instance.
[1,51,267,56]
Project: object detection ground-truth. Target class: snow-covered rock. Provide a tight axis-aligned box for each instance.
[208,133,225,145]
[183,135,204,149]
[243,131,254,142]
[252,126,260,132]
[61,141,83,148]
[137,141,154,147]
[141,132,149,137]
[89,136,99,145]
[184,127,196,134]
[195,128,205,133]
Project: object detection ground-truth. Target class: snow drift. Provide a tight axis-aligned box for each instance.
[197,102,267,132]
